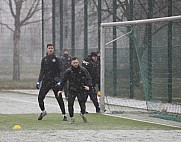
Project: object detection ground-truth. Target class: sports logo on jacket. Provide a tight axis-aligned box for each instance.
[52,58,56,62]
[82,60,89,65]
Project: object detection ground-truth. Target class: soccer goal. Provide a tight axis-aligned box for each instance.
[100,15,181,122]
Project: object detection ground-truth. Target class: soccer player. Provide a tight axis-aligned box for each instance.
[59,48,71,99]
[36,44,67,121]
[82,52,100,113]
[58,57,92,124]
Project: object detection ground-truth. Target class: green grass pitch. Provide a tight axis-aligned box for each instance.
[0,113,180,131]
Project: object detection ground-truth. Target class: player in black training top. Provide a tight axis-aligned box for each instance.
[36,44,67,121]
[58,57,92,123]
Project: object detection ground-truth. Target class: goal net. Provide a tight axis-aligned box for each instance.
[100,16,181,122]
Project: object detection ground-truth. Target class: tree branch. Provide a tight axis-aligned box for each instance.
[8,0,16,18]
[22,16,51,26]
[117,0,126,12]
[0,22,14,32]
[91,0,98,9]
[20,0,40,26]
[137,0,147,15]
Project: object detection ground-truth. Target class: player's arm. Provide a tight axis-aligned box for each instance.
[83,67,93,90]
[36,58,45,89]
[38,58,45,82]
[57,70,69,96]
[58,57,64,77]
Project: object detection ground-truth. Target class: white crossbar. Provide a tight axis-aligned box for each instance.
[101,15,181,27]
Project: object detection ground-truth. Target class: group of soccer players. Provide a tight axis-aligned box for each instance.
[36,44,101,124]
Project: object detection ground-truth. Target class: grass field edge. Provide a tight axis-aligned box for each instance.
[104,113,181,129]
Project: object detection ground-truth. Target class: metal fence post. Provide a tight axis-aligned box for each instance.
[168,0,173,103]
[42,0,44,58]
[84,0,88,58]
[71,0,75,56]
[112,0,117,96]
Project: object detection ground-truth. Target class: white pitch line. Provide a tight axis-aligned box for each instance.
[104,113,181,129]
[0,96,58,108]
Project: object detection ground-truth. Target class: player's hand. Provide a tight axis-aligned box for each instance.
[36,81,40,89]
[57,91,62,96]
[84,86,89,91]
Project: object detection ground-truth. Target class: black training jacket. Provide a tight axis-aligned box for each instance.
[38,54,61,83]
[82,55,98,86]
[60,65,92,92]
[59,54,71,78]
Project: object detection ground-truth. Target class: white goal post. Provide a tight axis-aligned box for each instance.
[100,15,181,113]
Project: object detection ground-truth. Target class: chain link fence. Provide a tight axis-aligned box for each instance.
[0,0,100,89]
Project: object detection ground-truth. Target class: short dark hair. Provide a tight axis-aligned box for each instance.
[91,52,97,57]
[71,56,78,61]
[63,48,69,52]
[47,44,54,48]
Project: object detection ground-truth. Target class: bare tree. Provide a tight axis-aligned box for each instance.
[0,0,41,80]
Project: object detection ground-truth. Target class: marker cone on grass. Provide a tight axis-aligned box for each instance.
[13,125,22,130]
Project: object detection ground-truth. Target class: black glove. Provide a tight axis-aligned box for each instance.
[36,81,40,89]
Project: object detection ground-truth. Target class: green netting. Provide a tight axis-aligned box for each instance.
[103,18,181,122]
